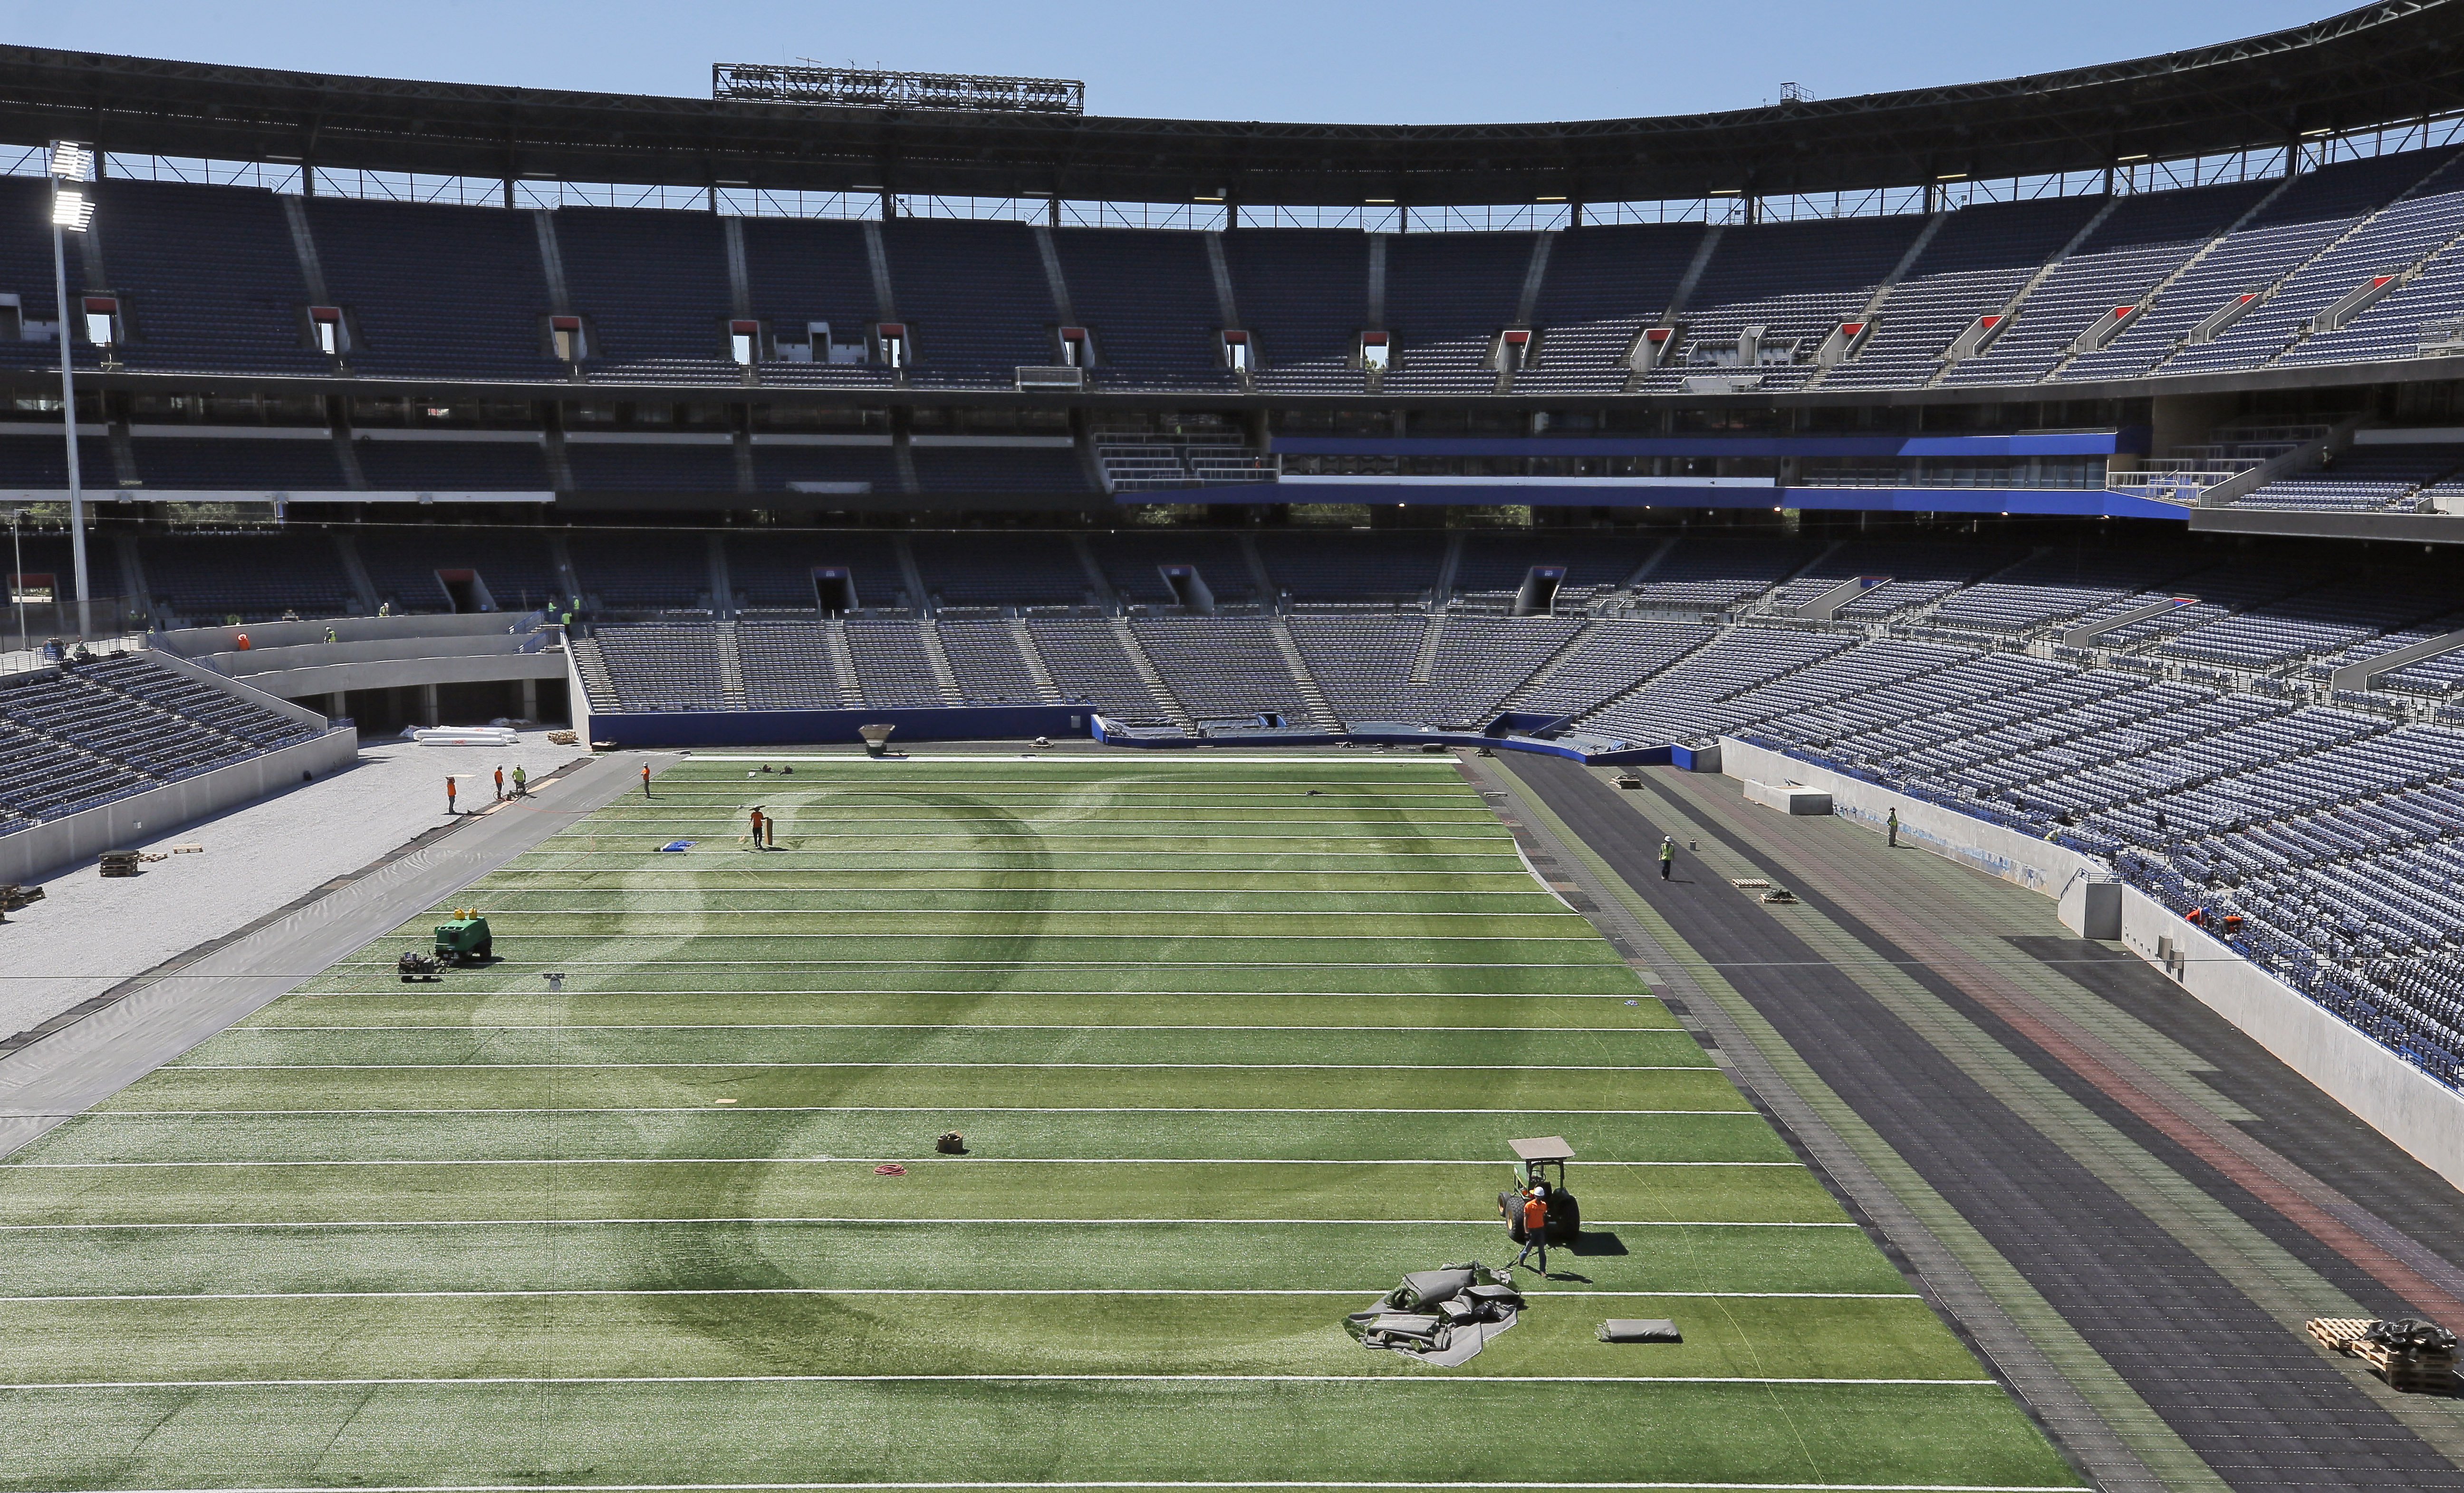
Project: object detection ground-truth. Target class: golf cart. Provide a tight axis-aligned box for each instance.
[1499,1135,1581,1244]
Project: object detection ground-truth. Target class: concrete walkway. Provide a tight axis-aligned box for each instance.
[0,730,586,1042]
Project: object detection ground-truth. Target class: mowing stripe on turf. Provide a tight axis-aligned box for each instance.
[6,1158,1798,1169]
[0,1485,2082,1492]
[167,1063,1708,1072]
[71,1106,1754,1116]
[423,909,1581,918]
[345,935,1608,943]
[278,992,1665,1002]
[0,1373,1996,1388]
[0,1217,1855,1231]
[233,1023,1672,1033]
[332,966,1636,976]
[0,1484,2082,1492]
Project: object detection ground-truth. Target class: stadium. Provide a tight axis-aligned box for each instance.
[4,2,2464,1488]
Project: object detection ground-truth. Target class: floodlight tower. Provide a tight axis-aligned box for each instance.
[48,140,93,637]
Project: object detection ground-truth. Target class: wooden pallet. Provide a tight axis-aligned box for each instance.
[2307,1317,2374,1353]
[2307,1318,2460,1395]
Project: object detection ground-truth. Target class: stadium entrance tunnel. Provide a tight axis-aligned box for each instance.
[812,567,859,614]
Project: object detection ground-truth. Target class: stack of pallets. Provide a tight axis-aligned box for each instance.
[2307,1317,2461,1395]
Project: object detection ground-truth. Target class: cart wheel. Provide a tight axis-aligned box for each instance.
[475,942,492,960]
[1499,1189,1527,1243]
[1549,1192,1581,1244]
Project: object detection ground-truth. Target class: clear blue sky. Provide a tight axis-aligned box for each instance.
[16,1,2345,124]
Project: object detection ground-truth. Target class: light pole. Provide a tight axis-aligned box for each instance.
[7,505,23,655]
[48,140,93,639]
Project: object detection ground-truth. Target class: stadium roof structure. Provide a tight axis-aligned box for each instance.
[3,3,2463,206]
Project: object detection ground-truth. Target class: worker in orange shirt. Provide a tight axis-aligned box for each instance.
[640,763,652,797]
[1513,1185,1550,1275]
[445,776,457,816]
[493,766,505,802]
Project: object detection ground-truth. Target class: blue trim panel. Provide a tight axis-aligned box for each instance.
[587,705,1093,749]
[1129,481,2191,520]
[1267,429,2146,459]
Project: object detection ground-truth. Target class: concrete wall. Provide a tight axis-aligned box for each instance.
[156,616,569,705]
[213,649,570,700]
[2057,871,2123,940]
[2119,885,2464,1191]
[1743,780,1831,814]
[1720,736,2101,896]
[154,613,541,657]
[0,727,359,885]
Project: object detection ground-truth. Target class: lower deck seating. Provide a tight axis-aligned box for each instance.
[0,652,320,829]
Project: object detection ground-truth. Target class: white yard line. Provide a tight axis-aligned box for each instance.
[167,1062,1709,1072]
[343,935,1607,943]
[275,995,1656,1005]
[232,1023,1675,1033]
[6,1482,2076,1493]
[278,991,1664,1001]
[327,966,1626,976]
[0,1372,1990,1388]
[75,1105,1752,1117]
[10,1158,1795,1170]
[0,1483,2077,1493]
[454,888,1549,896]
[461,870,1540,879]
[424,907,1577,916]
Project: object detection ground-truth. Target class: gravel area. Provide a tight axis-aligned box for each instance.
[0,731,584,1040]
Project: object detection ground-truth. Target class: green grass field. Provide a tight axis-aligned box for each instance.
[1,751,2081,1490]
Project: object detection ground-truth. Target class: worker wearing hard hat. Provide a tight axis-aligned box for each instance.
[1513,1185,1551,1275]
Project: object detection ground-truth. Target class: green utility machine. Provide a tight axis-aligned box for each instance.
[1500,1135,1581,1244]
[433,913,493,965]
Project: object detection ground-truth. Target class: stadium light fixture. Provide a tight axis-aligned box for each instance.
[45,139,94,635]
